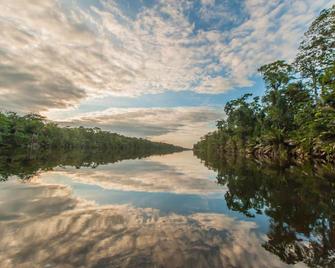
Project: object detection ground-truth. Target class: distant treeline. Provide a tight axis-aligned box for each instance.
[0,148,181,182]
[194,6,335,162]
[0,111,184,153]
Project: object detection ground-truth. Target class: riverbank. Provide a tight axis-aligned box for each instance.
[248,142,335,163]
[194,141,335,166]
[193,6,335,165]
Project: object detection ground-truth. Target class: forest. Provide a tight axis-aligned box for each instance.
[0,111,184,153]
[194,6,335,162]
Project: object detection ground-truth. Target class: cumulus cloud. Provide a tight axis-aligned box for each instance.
[0,0,332,112]
[57,107,225,147]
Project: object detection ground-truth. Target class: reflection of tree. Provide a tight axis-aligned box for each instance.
[194,150,335,267]
[0,149,177,182]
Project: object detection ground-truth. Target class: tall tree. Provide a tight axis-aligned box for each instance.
[258,61,293,140]
[320,63,335,109]
[258,60,293,93]
[294,5,335,101]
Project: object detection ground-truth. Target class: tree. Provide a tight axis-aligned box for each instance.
[223,93,258,147]
[320,63,335,109]
[294,5,335,101]
[258,61,294,143]
[258,61,293,92]
[0,111,184,154]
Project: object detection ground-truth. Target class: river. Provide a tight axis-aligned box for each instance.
[0,150,334,267]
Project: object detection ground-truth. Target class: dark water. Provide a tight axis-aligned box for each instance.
[0,150,334,267]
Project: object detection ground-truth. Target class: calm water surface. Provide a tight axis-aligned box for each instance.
[0,150,334,267]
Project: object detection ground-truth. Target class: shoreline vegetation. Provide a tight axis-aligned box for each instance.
[0,111,185,156]
[0,148,184,182]
[194,6,335,163]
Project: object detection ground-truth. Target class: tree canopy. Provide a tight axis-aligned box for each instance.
[0,111,184,154]
[194,5,335,162]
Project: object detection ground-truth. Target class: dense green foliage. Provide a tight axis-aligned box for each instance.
[0,111,184,153]
[195,151,335,267]
[194,6,335,161]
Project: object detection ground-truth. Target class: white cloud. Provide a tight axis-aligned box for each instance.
[201,0,215,6]
[0,0,332,113]
[0,0,333,146]
[212,0,334,95]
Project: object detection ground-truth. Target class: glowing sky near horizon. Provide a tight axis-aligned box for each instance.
[0,0,333,147]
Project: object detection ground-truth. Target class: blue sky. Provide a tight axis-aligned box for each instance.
[0,0,333,147]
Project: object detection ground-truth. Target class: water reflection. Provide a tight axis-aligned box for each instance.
[194,151,335,267]
[45,152,220,195]
[0,148,183,182]
[0,182,288,268]
[1,149,334,267]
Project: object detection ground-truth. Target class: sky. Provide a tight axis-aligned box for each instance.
[0,0,333,148]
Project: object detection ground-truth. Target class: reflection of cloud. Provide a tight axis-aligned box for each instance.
[0,182,93,221]
[0,182,290,268]
[57,108,224,148]
[44,151,221,195]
